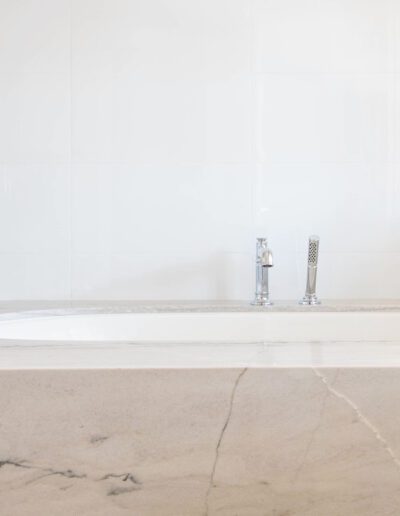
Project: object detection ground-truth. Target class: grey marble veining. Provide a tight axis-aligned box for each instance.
[1,369,400,515]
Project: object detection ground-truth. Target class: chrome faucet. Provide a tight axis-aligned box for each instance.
[252,238,273,306]
[299,235,321,305]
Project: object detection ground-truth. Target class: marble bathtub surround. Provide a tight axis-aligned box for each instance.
[1,302,400,514]
[1,368,400,515]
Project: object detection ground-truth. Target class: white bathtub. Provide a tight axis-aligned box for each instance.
[1,311,400,342]
[0,311,400,369]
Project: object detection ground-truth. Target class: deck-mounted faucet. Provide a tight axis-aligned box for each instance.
[299,235,321,305]
[252,238,274,306]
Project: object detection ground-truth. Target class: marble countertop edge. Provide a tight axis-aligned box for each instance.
[0,299,400,318]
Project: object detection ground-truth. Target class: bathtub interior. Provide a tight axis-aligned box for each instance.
[0,311,399,343]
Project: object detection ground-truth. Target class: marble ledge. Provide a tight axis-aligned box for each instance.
[1,299,400,320]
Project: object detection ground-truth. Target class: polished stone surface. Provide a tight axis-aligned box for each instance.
[1,303,400,514]
[1,299,400,321]
[1,368,400,515]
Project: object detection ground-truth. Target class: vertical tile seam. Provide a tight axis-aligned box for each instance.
[385,0,398,261]
[68,0,73,300]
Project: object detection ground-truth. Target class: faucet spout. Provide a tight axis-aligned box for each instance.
[261,248,273,267]
[251,238,274,306]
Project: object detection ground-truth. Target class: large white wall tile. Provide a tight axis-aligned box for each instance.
[0,73,70,162]
[318,253,382,299]
[394,76,400,161]
[386,163,400,227]
[255,0,395,74]
[259,74,394,164]
[72,252,253,300]
[205,78,254,163]
[70,0,255,164]
[0,164,70,254]
[71,0,252,79]
[0,0,70,74]
[0,1,71,162]
[255,163,392,253]
[258,75,321,163]
[71,163,254,255]
[71,75,206,163]
[393,4,400,73]
[72,74,256,164]
[317,75,395,163]
[254,0,326,74]
[0,253,70,300]
[376,254,400,298]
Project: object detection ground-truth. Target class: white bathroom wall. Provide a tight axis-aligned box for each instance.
[0,0,399,300]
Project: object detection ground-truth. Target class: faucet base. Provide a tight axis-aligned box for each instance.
[251,296,273,306]
[299,294,321,306]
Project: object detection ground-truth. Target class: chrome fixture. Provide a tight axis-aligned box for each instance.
[252,238,274,306]
[299,235,321,305]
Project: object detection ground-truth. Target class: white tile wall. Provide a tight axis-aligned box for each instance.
[71,163,253,256]
[254,0,395,74]
[0,0,399,300]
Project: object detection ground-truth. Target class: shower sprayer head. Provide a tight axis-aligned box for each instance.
[308,235,319,266]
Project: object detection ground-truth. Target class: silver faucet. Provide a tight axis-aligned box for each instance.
[299,235,321,305]
[251,238,274,306]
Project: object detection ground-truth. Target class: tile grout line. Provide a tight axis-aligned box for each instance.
[68,0,73,301]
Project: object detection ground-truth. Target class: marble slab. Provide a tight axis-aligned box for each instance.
[1,299,400,322]
[1,368,400,515]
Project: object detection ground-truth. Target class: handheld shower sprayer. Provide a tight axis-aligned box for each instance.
[299,235,321,305]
